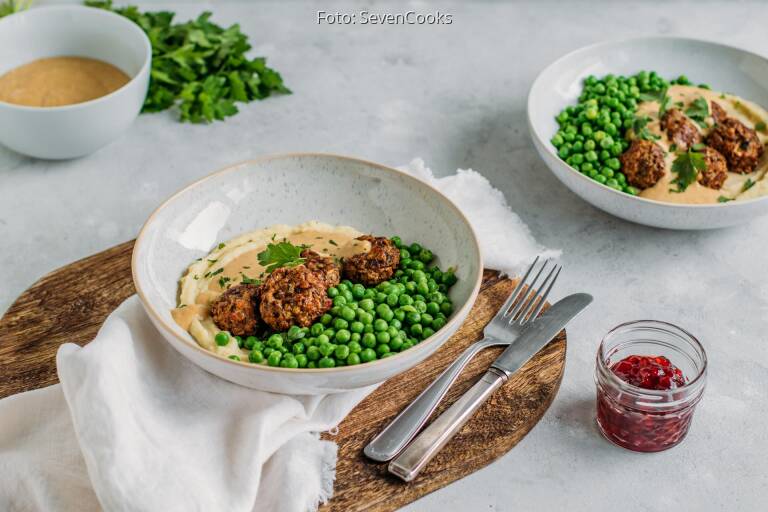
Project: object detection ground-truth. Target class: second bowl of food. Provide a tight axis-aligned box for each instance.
[132,153,483,394]
[528,37,768,229]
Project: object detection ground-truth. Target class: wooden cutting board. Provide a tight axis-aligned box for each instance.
[0,241,567,511]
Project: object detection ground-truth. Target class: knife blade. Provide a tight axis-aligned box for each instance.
[388,293,592,482]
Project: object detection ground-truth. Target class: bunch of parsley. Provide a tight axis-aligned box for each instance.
[0,0,33,18]
[85,1,290,123]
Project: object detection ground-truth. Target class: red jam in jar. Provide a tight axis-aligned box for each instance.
[595,321,707,453]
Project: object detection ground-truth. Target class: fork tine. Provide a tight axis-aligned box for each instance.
[512,263,560,325]
[493,256,539,320]
[506,258,550,320]
[527,266,561,321]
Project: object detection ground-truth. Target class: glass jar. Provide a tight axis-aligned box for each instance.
[595,320,707,452]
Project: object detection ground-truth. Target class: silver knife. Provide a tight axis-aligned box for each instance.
[388,293,592,482]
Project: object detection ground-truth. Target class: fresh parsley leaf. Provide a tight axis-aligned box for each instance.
[257,242,308,274]
[669,143,678,153]
[743,178,756,192]
[756,121,766,132]
[632,116,660,141]
[691,142,706,151]
[718,196,733,203]
[685,97,710,129]
[217,243,226,250]
[84,1,290,123]
[218,276,231,288]
[671,149,707,192]
[210,268,224,277]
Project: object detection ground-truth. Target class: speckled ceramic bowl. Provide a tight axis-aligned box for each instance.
[132,154,483,394]
[528,37,768,229]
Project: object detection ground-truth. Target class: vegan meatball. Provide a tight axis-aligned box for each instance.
[619,140,667,189]
[697,147,728,190]
[209,283,261,336]
[706,118,764,174]
[710,101,728,124]
[342,235,400,286]
[301,249,340,288]
[259,265,332,331]
[661,108,701,151]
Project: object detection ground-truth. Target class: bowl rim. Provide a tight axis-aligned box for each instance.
[0,5,152,112]
[131,152,485,374]
[527,35,768,210]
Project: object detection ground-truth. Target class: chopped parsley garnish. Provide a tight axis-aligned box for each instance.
[669,143,678,153]
[329,239,338,246]
[685,97,710,128]
[743,178,756,192]
[671,148,707,192]
[207,259,217,264]
[257,241,308,273]
[718,196,733,203]
[218,276,231,288]
[84,1,290,123]
[210,268,224,277]
[217,243,226,250]
[632,116,660,141]
[756,121,766,132]
[240,274,261,285]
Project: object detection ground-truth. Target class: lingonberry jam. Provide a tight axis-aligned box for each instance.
[595,321,707,453]
[610,355,686,390]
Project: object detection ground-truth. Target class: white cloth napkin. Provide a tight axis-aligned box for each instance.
[0,160,556,512]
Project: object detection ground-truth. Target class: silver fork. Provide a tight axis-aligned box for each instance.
[364,257,561,462]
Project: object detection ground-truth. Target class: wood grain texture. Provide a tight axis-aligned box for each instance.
[0,241,566,511]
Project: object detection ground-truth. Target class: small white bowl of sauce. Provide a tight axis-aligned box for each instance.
[0,5,151,159]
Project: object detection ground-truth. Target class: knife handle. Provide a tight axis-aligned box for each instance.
[388,369,506,482]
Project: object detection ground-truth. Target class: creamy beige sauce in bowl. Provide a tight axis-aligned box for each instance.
[634,85,768,204]
[172,221,369,357]
[0,56,130,107]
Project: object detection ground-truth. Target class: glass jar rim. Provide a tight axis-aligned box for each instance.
[597,319,707,402]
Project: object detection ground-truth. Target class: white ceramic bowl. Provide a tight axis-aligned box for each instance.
[132,154,483,394]
[528,37,768,230]
[0,6,151,159]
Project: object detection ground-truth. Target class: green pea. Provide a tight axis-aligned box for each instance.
[351,283,365,299]
[375,292,387,304]
[292,342,306,354]
[346,353,361,365]
[316,334,330,345]
[334,345,350,359]
[410,324,424,338]
[359,311,374,325]
[376,331,391,344]
[401,341,413,351]
[432,317,446,330]
[318,357,335,368]
[362,332,377,348]
[379,308,394,322]
[376,344,391,356]
[386,293,399,307]
[266,334,282,348]
[350,332,361,343]
[267,351,282,367]
[391,236,403,248]
[307,362,317,369]
[389,336,404,351]
[296,354,308,368]
[442,272,457,286]
[349,321,364,334]
[363,324,374,333]
[601,167,614,178]
[215,331,230,346]
[440,302,453,315]
[337,283,349,292]
[249,350,264,363]
[282,356,299,369]
[307,346,320,361]
[421,313,434,325]
[398,294,414,307]
[360,348,377,363]
[422,327,435,339]
[335,329,351,343]
[359,298,375,311]
[327,286,339,298]
[348,341,362,353]
[409,260,425,271]
[287,325,304,341]
[374,319,388,332]
[320,314,332,325]
[333,295,347,307]
[333,318,348,330]
[406,312,421,324]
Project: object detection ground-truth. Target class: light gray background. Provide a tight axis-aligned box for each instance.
[2,1,766,510]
